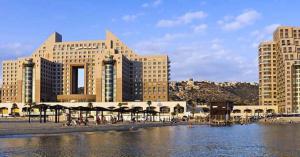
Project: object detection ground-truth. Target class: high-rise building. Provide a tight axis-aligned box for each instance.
[259,26,300,113]
[1,31,170,103]
[258,41,277,106]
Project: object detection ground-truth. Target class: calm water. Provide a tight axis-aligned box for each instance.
[0,124,300,157]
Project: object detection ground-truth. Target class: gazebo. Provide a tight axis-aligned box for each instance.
[209,101,234,125]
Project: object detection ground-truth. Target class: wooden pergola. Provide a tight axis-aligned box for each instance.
[32,103,50,123]
[49,104,68,123]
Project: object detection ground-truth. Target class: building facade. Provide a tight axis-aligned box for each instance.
[258,41,277,106]
[259,26,300,113]
[2,31,170,103]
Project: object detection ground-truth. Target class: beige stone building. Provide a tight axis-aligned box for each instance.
[258,41,277,106]
[1,31,170,103]
[259,26,300,113]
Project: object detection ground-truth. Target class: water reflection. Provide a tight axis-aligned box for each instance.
[0,124,300,157]
[261,124,300,157]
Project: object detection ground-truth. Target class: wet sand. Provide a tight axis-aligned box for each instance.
[0,120,188,136]
[259,117,300,124]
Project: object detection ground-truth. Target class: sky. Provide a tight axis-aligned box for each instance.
[0,0,300,83]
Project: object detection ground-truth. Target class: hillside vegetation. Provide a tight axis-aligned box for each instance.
[169,81,258,105]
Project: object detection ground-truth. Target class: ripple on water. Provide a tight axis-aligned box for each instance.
[0,124,300,157]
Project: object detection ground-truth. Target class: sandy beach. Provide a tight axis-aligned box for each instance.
[0,118,189,136]
[259,117,300,124]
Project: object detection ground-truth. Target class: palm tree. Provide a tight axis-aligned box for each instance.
[87,102,93,116]
[86,102,93,120]
[11,103,18,109]
[187,100,195,117]
[171,112,176,119]
[87,102,93,108]
[147,101,152,121]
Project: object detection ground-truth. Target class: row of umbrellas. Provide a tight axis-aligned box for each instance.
[22,104,176,114]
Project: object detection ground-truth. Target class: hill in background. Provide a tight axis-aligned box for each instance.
[169,80,258,105]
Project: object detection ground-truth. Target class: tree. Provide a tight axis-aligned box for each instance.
[171,112,176,119]
[87,102,93,108]
[187,100,196,117]
[12,103,18,109]
[175,103,182,117]
[87,102,93,116]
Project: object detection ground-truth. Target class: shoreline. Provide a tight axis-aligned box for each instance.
[258,116,300,124]
[2,118,300,137]
[0,121,191,137]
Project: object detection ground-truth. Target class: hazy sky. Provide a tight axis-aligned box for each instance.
[1,0,300,83]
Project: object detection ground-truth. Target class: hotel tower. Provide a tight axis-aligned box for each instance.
[1,31,170,103]
[259,26,300,113]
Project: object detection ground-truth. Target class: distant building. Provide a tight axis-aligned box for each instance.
[187,78,194,87]
[1,31,170,103]
[259,26,300,113]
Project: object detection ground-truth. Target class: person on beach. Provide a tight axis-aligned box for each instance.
[95,115,100,125]
[188,121,193,128]
[103,116,107,124]
[84,118,89,126]
[65,113,71,126]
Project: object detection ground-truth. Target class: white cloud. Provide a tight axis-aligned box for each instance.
[0,42,32,56]
[193,24,207,33]
[157,11,207,27]
[160,33,187,41]
[153,0,162,6]
[122,13,144,22]
[142,0,162,8]
[133,34,257,82]
[142,3,149,8]
[218,9,261,31]
[122,14,138,22]
[121,31,140,36]
[251,23,280,48]
[171,41,257,81]
[0,42,33,86]
[133,33,188,54]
